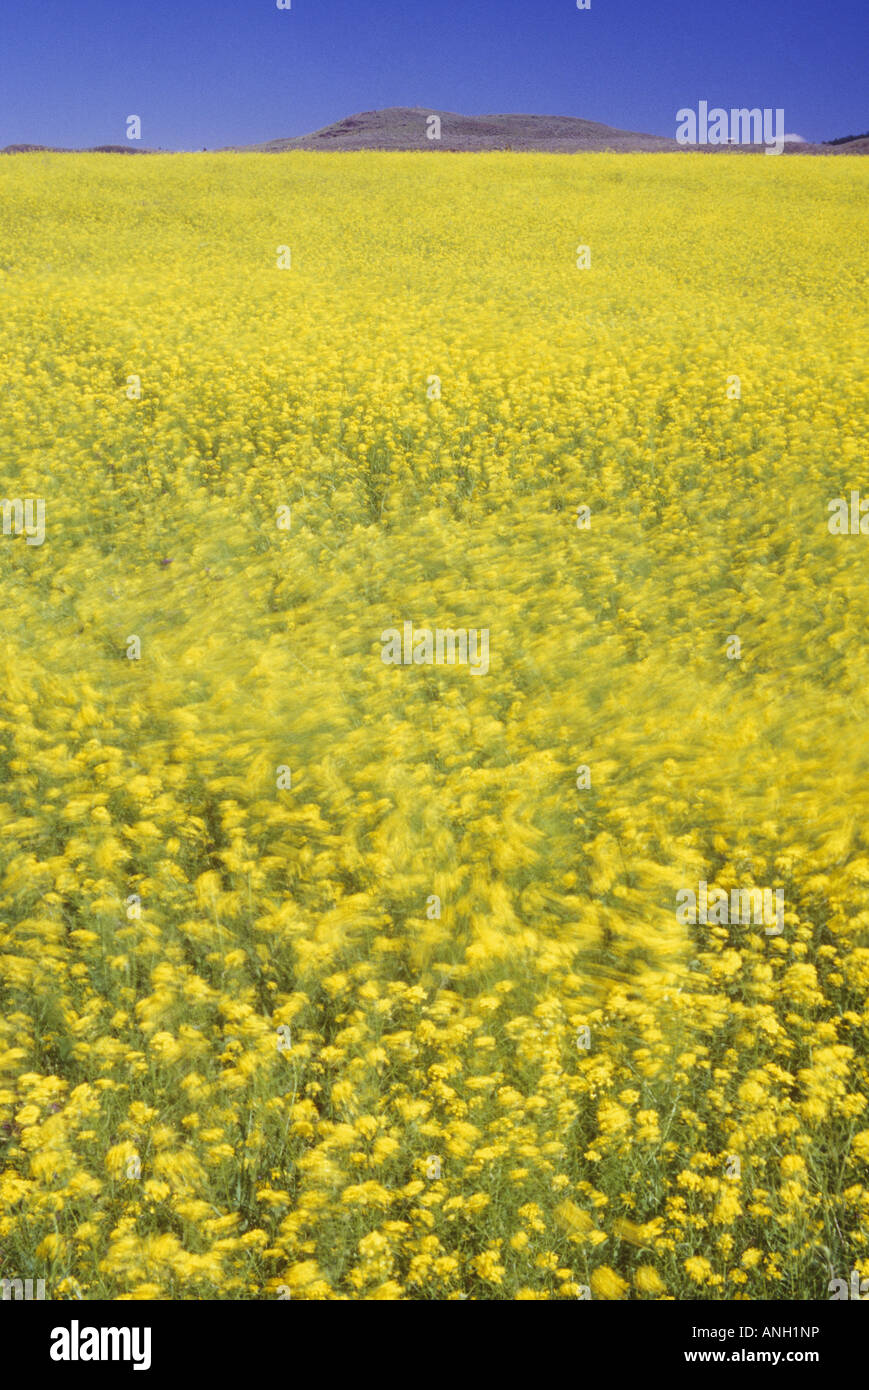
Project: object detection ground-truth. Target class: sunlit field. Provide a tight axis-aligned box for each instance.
[0,151,867,1300]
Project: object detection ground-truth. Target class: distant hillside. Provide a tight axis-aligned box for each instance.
[222,108,864,155]
[1,143,151,154]
[825,131,869,145]
[225,107,683,153]
[821,135,869,154]
[3,110,866,156]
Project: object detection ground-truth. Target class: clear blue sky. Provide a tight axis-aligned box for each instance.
[1,0,866,149]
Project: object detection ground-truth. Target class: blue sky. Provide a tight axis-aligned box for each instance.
[1,0,866,149]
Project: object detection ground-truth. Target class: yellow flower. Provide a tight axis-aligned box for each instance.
[284,1261,322,1290]
[711,1188,742,1225]
[851,1131,869,1162]
[466,1193,491,1214]
[369,1281,404,1300]
[36,1232,67,1261]
[590,1266,629,1299]
[613,1217,662,1247]
[471,1251,505,1285]
[518,1203,546,1234]
[555,1201,596,1236]
[684,1257,714,1285]
[635,1265,666,1295]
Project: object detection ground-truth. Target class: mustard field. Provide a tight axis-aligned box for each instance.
[0,151,867,1300]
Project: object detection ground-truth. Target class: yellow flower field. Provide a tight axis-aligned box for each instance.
[0,151,867,1299]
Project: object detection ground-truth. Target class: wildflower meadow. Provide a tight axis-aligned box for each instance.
[0,150,867,1301]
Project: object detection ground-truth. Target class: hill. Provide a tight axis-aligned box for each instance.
[4,111,866,155]
[0,143,152,154]
[223,108,865,155]
[225,107,684,153]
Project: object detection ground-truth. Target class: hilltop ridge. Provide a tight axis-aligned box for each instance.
[3,109,866,155]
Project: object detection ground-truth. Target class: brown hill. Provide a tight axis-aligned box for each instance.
[1,143,152,154]
[3,112,865,156]
[825,135,869,154]
[226,107,866,155]
[225,107,682,153]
